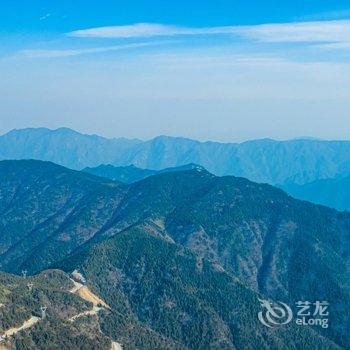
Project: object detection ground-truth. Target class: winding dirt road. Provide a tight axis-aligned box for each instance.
[1,316,40,340]
[0,274,118,349]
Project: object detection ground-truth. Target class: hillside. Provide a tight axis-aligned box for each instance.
[2,128,350,185]
[57,227,341,350]
[0,160,349,348]
[0,269,112,349]
[0,160,127,274]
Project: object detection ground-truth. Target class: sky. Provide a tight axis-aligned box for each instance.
[1,1,350,142]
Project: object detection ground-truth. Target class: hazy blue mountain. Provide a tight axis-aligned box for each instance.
[0,127,141,170]
[0,160,349,348]
[82,163,203,183]
[2,128,350,185]
[83,164,157,183]
[283,175,350,211]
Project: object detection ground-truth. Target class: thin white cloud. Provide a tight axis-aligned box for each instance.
[40,13,51,21]
[68,23,231,38]
[18,41,171,58]
[68,20,350,49]
[237,20,350,43]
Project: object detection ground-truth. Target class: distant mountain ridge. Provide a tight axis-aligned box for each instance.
[2,128,350,185]
[0,128,141,171]
[82,163,204,183]
[283,175,350,211]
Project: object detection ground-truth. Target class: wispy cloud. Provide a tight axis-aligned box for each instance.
[39,13,51,21]
[18,41,171,58]
[68,23,230,38]
[236,20,350,44]
[68,20,350,49]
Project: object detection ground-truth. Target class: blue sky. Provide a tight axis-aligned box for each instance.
[2,1,350,30]
[1,1,350,141]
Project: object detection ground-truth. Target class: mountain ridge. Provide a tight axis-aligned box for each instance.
[82,163,204,183]
[2,128,350,185]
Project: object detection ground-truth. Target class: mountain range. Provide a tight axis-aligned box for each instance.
[0,159,349,348]
[2,128,350,185]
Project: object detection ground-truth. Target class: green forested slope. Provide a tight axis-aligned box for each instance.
[0,160,349,348]
[58,227,342,350]
[0,269,111,349]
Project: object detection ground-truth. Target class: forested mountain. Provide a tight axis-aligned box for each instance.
[0,161,350,349]
[57,227,341,350]
[283,175,350,211]
[2,128,350,185]
[84,164,350,212]
[0,160,349,348]
[82,163,203,183]
[0,160,127,274]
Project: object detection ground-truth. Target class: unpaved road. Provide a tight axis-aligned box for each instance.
[69,306,102,322]
[2,316,40,338]
[0,275,117,349]
[69,277,121,349]
[69,277,110,322]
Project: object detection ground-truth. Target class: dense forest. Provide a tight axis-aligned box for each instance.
[0,160,348,349]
